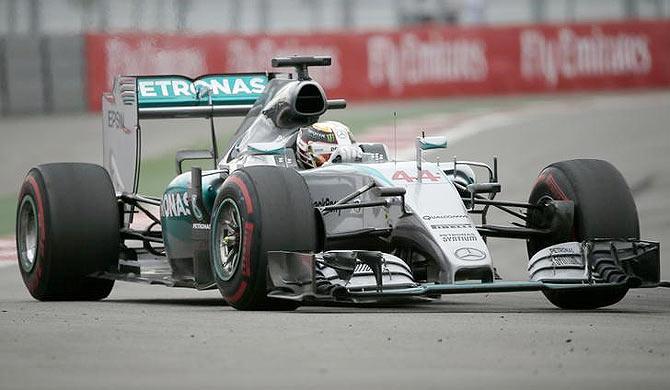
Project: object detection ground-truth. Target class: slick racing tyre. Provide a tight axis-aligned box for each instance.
[210,166,318,310]
[16,163,119,300]
[527,159,638,309]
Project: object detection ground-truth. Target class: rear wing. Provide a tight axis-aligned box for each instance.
[102,72,274,193]
[135,73,272,119]
[102,62,347,194]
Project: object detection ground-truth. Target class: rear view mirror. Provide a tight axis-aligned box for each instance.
[416,135,448,173]
[418,136,448,150]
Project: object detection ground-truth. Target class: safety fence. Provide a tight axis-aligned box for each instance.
[1,19,669,115]
[85,19,670,111]
[0,35,86,115]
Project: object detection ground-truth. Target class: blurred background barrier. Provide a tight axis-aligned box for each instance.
[47,35,86,113]
[3,35,45,114]
[0,34,85,115]
[85,20,670,111]
[0,0,669,115]
[1,0,669,34]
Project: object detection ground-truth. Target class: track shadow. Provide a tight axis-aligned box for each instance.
[294,300,659,314]
[102,296,664,314]
[107,297,227,307]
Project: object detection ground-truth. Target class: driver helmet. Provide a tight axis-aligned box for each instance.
[296,121,355,168]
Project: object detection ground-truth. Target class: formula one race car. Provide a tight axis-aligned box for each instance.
[16,56,663,310]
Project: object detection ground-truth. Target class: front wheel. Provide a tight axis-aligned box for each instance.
[527,159,638,309]
[209,166,318,310]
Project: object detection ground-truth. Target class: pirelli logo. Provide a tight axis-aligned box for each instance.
[431,223,471,230]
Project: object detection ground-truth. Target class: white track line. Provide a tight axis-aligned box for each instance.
[360,107,534,159]
[412,94,663,154]
[389,93,666,159]
[0,237,16,268]
[363,99,590,160]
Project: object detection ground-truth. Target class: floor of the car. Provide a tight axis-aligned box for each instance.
[99,257,195,288]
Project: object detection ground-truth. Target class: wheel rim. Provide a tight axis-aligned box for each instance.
[214,198,242,281]
[17,196,38,273]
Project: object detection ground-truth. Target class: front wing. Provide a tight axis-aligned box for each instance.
[266,240,661,303]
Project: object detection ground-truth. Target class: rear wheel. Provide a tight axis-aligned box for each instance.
[16,163,119,300]
[527,159,638,309]
[210,166,318,310]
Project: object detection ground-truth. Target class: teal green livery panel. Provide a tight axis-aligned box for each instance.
[137,74,268,108]
[160,171,223,260]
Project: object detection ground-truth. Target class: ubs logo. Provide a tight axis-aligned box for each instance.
[454,247,486,261]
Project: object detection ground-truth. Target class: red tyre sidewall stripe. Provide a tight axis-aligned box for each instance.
[537,172,577,240]
[228,175,254,214]
[226,221,254,302]
[242,222,253,278]
[537,172,569,201]
[24,175,46,292]
[227,280,248,303]
[26,176,46,257]
[545,174,569,201]
[223,174,256,304]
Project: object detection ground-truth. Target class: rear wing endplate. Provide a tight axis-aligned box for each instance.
[101,73,273,193]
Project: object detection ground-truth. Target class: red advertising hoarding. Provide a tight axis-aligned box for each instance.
[86,20,670,111]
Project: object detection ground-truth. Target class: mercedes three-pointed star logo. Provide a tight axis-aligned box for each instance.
[454,247,486,261]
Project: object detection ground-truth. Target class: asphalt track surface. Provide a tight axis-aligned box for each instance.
[1,91,669,390]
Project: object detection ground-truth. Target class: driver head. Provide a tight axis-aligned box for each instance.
[296,121,355,168]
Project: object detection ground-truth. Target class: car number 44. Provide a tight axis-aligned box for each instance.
[392,170,443,183]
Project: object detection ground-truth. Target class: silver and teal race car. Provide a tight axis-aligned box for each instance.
[15,56,664,310]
